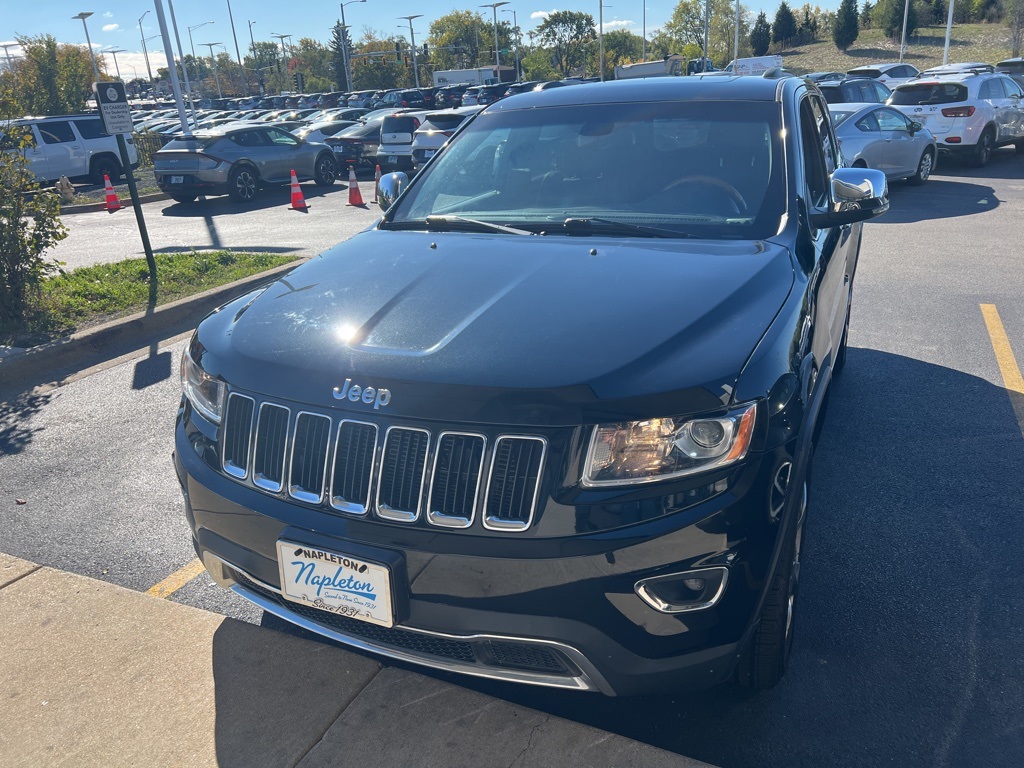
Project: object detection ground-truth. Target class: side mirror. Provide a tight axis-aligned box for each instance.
[377,171,409,212]
[810,167,889,228]
[909,121,923,134]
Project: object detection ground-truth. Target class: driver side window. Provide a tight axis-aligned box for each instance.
[800,98,830,209]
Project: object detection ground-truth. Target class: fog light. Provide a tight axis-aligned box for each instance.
[945,137,962,144]
[635,567,729,614]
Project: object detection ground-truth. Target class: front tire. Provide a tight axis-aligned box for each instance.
[907,150,934,186]
[737,474,807,690]
[313,153,337,186]
[970,128,995,168]
[228,165,259,202]
[90,156,121,186]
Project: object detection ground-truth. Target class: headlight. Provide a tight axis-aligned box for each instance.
[582,403,757,487]
[180,340,225,423]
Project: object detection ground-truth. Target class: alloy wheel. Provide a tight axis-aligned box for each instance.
[235,170,256,200]
[918,152,932,182]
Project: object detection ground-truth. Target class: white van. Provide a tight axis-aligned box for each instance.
[5,114,139,185]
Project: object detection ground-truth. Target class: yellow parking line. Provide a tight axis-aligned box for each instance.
[146,559,206,599]
[980,303,1024,439]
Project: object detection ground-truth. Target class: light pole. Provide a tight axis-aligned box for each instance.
[398,15,422,88]
[201,42,224,99]
[942,0,955,65]
[0,43,19,79]
[734,0,740,65]
[341,1,366,92]
[224,0,247,95]
[188,21,213,61]
[502,8,521,81]
[104,48,126,80]
[139,11,154,83]
[167,1,200,121]
[73,12,100,82]
[480,2,509,71]
[898,0,910,62]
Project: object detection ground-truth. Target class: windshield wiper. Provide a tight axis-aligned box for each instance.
[561,217,692,239]
[425,215,533,236]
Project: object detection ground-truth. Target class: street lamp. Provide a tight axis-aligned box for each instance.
[139,10,154,83]
[201,42,224,99]
[73,11,100,82]
[188,21,213,61]
[397,15,422,88]
[104,48,126,80]
[502,8,521,81]
[341,1,366,91]
[479,2,509,71]
[225,0,247,95]
[0,43,19,80]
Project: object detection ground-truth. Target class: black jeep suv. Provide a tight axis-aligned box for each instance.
[175,75,888,695]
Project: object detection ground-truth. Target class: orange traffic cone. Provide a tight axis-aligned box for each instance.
[289,169,308,211]
[347,166,365,207]
[103,174,121,213]
[372,164,381,203]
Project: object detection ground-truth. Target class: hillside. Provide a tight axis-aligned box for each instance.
[779,23,1015,74]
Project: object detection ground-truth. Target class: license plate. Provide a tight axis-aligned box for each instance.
[387,155,397,164]
[423,149,435,159]
[277,541,394,627]
[169,175,184,184]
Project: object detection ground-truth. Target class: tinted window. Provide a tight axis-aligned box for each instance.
[819,85,843,104]
[854,112,880,131]
[872,83,892,101]
[421,114,468,131]
[849,68,882,79]
[231,130,268,147]
[800,99,829,208]
[39,121,75,144]
[381,116,420,135]
[266,128,299,146]
[1004,78,1024,97]
[73,118,106,139]
[390,100,784,239]
[979,79,1006,99]
[876,108,910,131]
[890,83,967,105]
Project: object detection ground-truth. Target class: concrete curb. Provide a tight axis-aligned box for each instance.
[61,191,169,214]
[0,258,305,384]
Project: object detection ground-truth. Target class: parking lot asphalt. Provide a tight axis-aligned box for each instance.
[48,173,381,271]
[2,148,1023,768]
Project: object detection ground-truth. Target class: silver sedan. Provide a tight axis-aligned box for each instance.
[830,103,939,185]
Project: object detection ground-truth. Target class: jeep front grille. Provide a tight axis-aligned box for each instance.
[484,437,546,531]
[219,396,546,532]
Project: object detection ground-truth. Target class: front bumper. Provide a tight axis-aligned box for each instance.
[175,406,785,696]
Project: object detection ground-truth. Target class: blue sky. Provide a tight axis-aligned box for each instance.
[2,1,800,78]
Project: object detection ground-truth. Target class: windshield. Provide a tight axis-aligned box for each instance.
[387,100,785,239]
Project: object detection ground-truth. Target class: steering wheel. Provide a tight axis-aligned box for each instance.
[659,175,748,215]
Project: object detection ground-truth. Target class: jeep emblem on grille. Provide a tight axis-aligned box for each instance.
[332,378,392,409]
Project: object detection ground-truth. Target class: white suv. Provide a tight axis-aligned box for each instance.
[848,63,921,89]
[888,72,1024,166]
[5,115,139,185]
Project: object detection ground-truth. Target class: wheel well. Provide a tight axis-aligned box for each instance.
[89,152,120,170]
[983,123,997,138]
[852,159,867,168]
[231,161,259,179]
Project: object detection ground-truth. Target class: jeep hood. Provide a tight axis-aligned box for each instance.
[195,230,794,425]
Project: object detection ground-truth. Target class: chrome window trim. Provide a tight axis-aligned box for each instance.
[634,566,730,614]
[482,435,547,532]
[426,431,487,529]
[287,410,333,504]
[253,401,291,493]
[221,393,255,480]
[328,419,379,515]
[207,554,611,695]
[375,425,431,523]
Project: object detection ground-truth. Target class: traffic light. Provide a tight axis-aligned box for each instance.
[291,72,305,90]
[422,43,428,58]
[395,42,401,55]
[292,73,298,90]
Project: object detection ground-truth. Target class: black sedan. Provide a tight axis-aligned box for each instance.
[175,76,887,695]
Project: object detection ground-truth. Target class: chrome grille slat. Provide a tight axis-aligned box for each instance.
[222,394,255,479]
[427,432,485,528]
[253,403,290,492]
[483,436,546,531]
[289,412,332,503]
[330,420,378,514]
[376,427,429,522]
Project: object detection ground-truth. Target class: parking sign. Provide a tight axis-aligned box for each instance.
[94,81,133,136]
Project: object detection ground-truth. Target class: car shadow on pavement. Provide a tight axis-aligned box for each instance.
[934,147,1024,181]
[877,179,1000,224]
[160,184,361,217]
[252,347,1019,768]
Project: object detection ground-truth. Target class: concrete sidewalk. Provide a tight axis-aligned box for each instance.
[0,553,715,768]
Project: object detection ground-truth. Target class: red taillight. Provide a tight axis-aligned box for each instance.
[941,105,975,117]
[945,137,962,143]
[400,100,408,107]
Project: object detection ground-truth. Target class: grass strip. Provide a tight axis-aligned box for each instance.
[2,250,295,346]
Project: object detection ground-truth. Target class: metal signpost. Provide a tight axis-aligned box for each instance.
[95,81,158,305]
